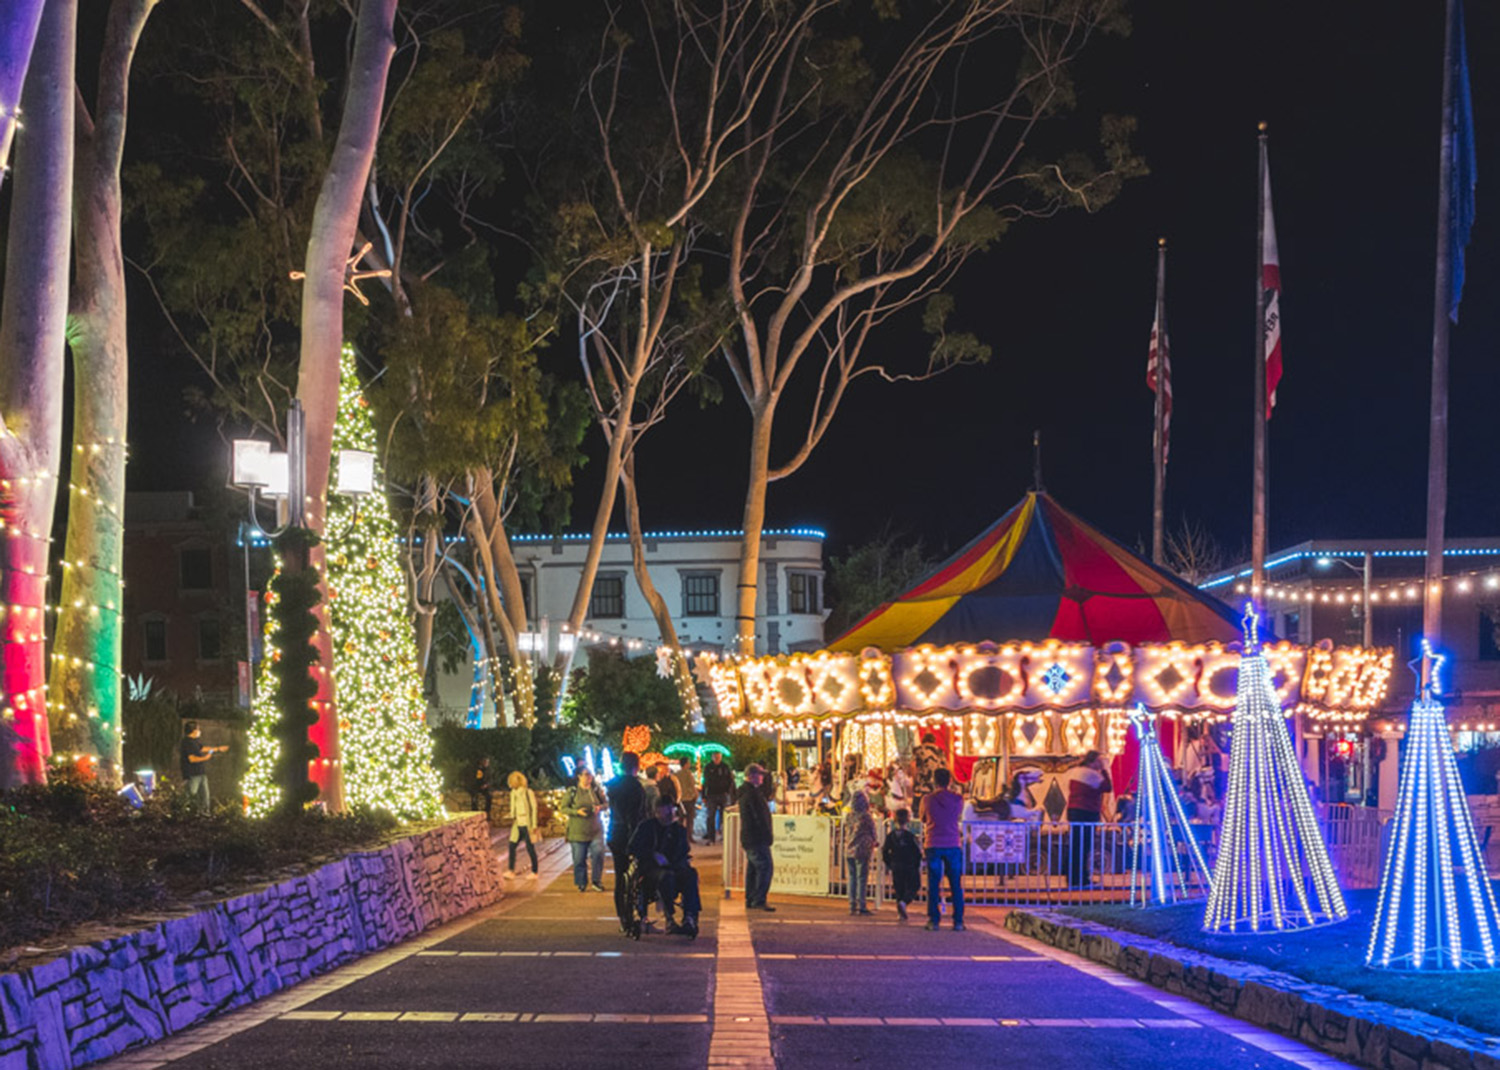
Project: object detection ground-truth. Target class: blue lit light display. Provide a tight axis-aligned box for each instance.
[1127,704,1212,906]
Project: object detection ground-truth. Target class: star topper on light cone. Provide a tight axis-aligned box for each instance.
[289,242,392,306]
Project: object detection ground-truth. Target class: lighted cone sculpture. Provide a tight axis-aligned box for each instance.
[1367,642,1500,970]
[1128,704,1212,906]
[1203,607,1347,933]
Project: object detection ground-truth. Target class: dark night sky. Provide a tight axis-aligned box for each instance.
[131,1,1500,563]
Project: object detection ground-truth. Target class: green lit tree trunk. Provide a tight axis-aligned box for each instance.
[50,0,157,783]
[0,0,75,788]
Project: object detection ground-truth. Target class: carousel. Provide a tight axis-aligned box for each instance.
[698,493,1393,810]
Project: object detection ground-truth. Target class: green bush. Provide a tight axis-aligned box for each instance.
[430,725,533,790]
[122,692,182,777]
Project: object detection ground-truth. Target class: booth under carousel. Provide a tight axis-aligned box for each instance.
[699,493,1394,812]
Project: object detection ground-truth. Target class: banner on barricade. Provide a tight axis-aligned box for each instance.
[770,815,831,895]
[968,823,1027,864]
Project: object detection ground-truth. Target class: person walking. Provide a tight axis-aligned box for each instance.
[506,771,540,880]
[565,768,608,892]
[920,767,965,931]
[702,751,736,845]
[470,756,494,819]
[179,721,227,814]
[606,752,648,932]
[739,763,775,911]
[674,760,699,842]
[844,790,878,916]
[882,807,923,921]
[1066,750,1112,888]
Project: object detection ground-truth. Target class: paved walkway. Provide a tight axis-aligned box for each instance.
[95,839,1355,1070]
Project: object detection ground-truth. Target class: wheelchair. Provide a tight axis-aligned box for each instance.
[620,857,697,941]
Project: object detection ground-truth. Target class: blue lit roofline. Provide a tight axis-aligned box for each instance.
[241,526,826,549]
[1199,547,1500,591]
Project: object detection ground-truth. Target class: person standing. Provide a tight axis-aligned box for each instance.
[844,791,878,916]
[920,767,965,931]
[179,721,227,814]
[506,771,540,880]
[882,807,923,921]
[606,752,648,931]
[674,760,700,842]
[702,751,736,845]
[912,733,949,817]
[739,763,776,911]
[1066,750,1112,888]
[565,768,608,892]
[470,756,494,819]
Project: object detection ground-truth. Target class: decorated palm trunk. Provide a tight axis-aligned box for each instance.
[1367,644,1500,970]
[324,344,442,818]
[1128,705,1211,906]
[1203,608,1346,933]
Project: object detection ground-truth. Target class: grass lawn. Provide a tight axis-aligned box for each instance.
[1062,889,1500,1039]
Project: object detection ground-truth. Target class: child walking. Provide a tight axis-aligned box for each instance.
[507,771,540,879]
[844,791,878,915]
[881,807,923,921]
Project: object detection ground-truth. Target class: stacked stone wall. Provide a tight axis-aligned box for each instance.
[0,814,500,1070]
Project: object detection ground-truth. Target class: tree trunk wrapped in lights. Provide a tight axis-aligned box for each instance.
[1367,643,1500,970]
[1203,607,1347,933]
[324,344,442,818]
[1127,704,1212,907]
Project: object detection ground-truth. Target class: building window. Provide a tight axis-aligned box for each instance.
[589,574,625,619]
[788,571,821,614]
[198,617,222,661]
[179,546,212,591]
[143,619,168,663]
[682,572,720,617]
[1480,608,1500,661]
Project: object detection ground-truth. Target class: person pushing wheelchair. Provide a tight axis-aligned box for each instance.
[630,797,701,937]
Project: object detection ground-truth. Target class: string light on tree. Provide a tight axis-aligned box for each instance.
[1203,605,1347,934]
[1367,641,1500,970]
[1127,704,1212,906]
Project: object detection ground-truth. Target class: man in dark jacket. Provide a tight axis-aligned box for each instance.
[701,751,736,845]
[738,764,775,911]
[606,752,648,931]
[630,799,700,935]
[469,756,493,819]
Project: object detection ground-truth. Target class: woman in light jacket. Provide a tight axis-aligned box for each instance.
[507,771,540,879]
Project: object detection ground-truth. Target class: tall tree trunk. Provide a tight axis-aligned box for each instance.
[0,0,75,787]
[732,402,775,655]
[412,474,438,672]
[621,454,700,726]
[0,0,46,194]
[294,0,397,809]
[471,472,533,725]
[51,0,156,784]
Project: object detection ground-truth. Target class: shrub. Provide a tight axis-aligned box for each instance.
[430,726,533,790]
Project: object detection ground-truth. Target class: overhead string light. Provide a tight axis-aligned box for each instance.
[1202,605,1347,934]
[1367,641,1500,971]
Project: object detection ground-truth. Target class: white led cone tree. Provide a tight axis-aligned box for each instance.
[1203,607,1347,933]
[1367,643,1500,970]
[1128,705,1212,906]
[324,344,442,818]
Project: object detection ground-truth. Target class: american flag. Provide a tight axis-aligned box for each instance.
[1147,308,1171,465]
[1262,157,1283,414]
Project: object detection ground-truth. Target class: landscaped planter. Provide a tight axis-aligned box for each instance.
[0,813,501,1070]
[1006,908,1500,1070]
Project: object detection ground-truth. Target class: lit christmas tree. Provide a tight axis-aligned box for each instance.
[1367,642,1500,970]
[1127,704,1211,906]
[1203,606,1347,933]
[325,343,443,818]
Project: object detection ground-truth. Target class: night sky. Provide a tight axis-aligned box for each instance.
[130,1,1500,564]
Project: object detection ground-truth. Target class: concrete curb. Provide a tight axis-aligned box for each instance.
[1006,908,1500,1070]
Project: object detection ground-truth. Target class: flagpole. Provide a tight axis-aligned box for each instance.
[1252,123,1269,598]
[1423,0,1458,681]
[1152,237,1168,566]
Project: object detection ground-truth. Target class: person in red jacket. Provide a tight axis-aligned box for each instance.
[1066,750,1112,887]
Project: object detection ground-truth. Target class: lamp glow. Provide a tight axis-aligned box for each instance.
[230,439,271,488]
[263,452,290,500]
[334,449,376,497]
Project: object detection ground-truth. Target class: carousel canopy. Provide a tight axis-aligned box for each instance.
[831,492,1243,652]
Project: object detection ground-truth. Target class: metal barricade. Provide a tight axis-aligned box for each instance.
[1318,803,1391,889]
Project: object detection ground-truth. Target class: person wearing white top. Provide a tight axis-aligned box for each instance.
[507,771,540,879]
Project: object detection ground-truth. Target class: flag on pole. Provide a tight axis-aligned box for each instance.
[1262,156,1283,415]
[1147,305,1171,464]
[1449,0,1477,323]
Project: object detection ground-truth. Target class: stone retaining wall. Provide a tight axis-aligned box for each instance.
[1006,908,1500,1070]
[1,814,502,1070]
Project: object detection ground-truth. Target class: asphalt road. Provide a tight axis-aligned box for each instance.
[98,840,1355,1070]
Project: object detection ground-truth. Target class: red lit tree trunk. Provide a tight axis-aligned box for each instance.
[0,0,75,787]
[294,0,398,809]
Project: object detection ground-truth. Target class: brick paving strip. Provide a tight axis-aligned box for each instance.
[707,898,775,1070]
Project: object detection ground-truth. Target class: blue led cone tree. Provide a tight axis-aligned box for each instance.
[324,344,443,818]
[1203,607,1347,933]
[1367,643,1500,970]
[1128,705,1212,906]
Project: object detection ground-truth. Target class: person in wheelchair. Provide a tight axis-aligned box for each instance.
[629,798,701,936]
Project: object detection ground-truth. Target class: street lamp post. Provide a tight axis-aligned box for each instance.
[1317,552,1374,648]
